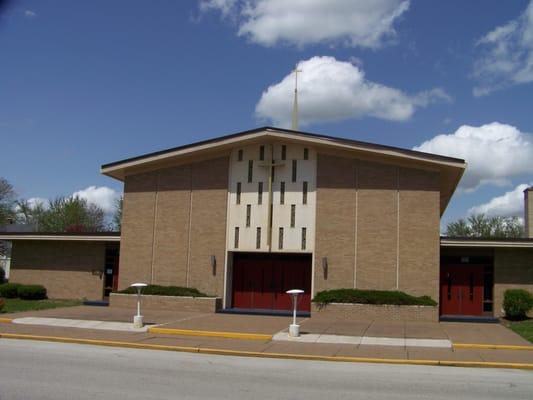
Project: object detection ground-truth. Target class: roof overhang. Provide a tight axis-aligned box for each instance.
[0,233,120,242]
[101,127,466,215]
[440,237,533,248]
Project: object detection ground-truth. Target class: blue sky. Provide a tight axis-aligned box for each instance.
[1,0,532,227]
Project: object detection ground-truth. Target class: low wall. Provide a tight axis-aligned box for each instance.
[109,293,222,313]
[311,303,438,322]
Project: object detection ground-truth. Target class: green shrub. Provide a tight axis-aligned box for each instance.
[17,285,47,300]
[312,289,437,306]
[0,283,22,299]
[0,267,5,284]
[117,285,207,297]
[503,289,533,320]
[0,297,4,312]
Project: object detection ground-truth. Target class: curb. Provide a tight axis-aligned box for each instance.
[148,326,272,341]
[0,318,13,324]
[454,343,533,351]
[1,332,533,370]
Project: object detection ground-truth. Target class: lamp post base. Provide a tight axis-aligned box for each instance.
[133,315,144,329]
[289,324,300,338]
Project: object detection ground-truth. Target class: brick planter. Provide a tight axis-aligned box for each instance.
[109,293,221,313]
[312,302,438,322]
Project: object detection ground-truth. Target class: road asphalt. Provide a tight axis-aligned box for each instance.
[0,339,532,399]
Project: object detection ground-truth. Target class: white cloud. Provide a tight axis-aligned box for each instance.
[414,122,533,192]
[468,183,532,218]
[26,197,48,209]
[199,0,410,48]
[473,1,533,95]
[72,186,121,214]
[255,56,450,126]
[24,10,37,18]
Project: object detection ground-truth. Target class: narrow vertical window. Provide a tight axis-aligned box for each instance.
[234,227,239,248]
[236,182,241,205]
[271,166,275,182]
[248,160,253,183]
[280,182,285,205]
[301,228,307,250]
[291,205,296,228]
[303,148,309,160]
[246,205,251,227]
[292,160,297,182]
[259,145,265,161]
[256,227,261,249]
[237,149,243,161]
[281,145,286,160]
[302,181,308,205]
[278,227,284,250]
[258,182,263,205]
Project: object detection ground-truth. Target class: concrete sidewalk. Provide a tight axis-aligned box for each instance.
[1,321,533,368]
[1,306,533,368]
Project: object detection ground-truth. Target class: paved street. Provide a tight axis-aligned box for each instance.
[0,339,532,400]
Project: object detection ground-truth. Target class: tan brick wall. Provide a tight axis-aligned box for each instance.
[314,154,355,293]
[109,293,221,313]
[188,157,228,297]
[9,241,105,300]
[119,156,229,296]
[315,154,440,302]
[357,161,398,290]
[311,303,438,322]
[398,167,440,299]
[152,165,191,286]
[119,171,158,288]
[494,248,533,317]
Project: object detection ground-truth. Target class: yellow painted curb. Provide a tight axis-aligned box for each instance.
[148,326,272,341]
[1,332,533,370]
[0,318,13,324]
[454,343,533,351]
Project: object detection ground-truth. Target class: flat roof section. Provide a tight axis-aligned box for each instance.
[0,232,121,242]
[440,237,533,248]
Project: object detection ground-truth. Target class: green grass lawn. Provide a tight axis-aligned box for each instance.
[508,319,533,343]
[0,298,83,314]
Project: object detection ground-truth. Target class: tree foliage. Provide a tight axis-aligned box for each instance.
[112,196,123,231]
[16,196,107,232]
[0,178,16,225]
[446,214,523,238]
[36,196,106,232]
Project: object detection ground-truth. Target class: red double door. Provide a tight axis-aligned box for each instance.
[440,265,484,316]
[232,253,312,312]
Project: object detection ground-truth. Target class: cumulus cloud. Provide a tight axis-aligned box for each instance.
[72,186,121,214]
[199,0,410,48]
[469,183,532,218]
[473,1,533,95]
[414,122,533,192]
[255,56,450,126]
[24,10,37,18]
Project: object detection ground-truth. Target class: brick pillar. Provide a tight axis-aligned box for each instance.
[525,187,533,238]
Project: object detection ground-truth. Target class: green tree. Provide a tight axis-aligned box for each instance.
[446,214,523,238]
[112,196,123,231]
[0,177,16,225]
[20,196,107,232]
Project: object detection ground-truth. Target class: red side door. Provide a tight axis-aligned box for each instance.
[440,265,484,316]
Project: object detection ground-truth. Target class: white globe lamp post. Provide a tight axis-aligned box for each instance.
[131,283,147,328]
[286,289,304,337]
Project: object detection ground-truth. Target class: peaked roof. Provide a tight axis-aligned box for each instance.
[101,126,466,214]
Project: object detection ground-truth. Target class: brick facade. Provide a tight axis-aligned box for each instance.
[119,156,229,297]
[9,240,105,300]
[494,248,533,317]
[314,154,440,301]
